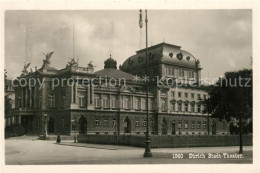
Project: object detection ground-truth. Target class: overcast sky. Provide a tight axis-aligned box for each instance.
[5,10,252,80]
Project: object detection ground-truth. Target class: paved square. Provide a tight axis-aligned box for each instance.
[5,136,252,164]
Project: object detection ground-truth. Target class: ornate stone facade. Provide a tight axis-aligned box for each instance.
[7,43,230,135]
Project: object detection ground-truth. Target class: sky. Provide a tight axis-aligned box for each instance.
[5,10,252,80]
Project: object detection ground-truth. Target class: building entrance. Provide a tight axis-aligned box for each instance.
[171,123,176,135]
[48,117,55,133]
[21,116,33,134]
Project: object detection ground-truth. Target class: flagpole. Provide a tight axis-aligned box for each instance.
[141,9,152,158]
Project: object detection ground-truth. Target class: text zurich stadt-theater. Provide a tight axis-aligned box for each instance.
[9,42,230,136]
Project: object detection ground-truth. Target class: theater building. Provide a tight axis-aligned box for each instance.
[8,42,229,136]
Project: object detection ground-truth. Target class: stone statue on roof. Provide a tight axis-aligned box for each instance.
[22,62,31,74]
[86,61,95,72]
[42,52,54,68]
[66,57,78,67]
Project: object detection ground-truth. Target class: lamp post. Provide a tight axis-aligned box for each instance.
[44,113,48,138]
[140,9,152,158]
[116,84,122,145]
[207,90,210,135]
[72,118,77,143]
[239,112,243,154]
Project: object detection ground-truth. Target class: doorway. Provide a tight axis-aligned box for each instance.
[171,123,176,135]
[48,117,55,133]
[21,116,33,134]
[161,118,168,134]
[124,117,131,133]
[78,116,87,134]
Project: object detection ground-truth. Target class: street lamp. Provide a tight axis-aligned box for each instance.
[116,84,122,145]
[198,92,210,135]
[44,113,48,138]
[140,9,152,158]
[71,118,77,143]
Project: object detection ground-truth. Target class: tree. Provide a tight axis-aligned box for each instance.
[206,69,252,153]
[4,70,12,117]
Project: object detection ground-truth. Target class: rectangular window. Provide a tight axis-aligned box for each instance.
[184,122,188,129]
[150,119,154,126]
[197,104,201,113]
[185,93,188,98]
[112,119,116,126]
[111,98,116,108]
[191,93,194,99]
[39,96,42,108]
[171,102,175,111]
[18,97,22,108]
[203,122,207,129]
[94,97,100,107]
[197,94,201,100]
[102,98,109,108]
[178,103,182,111]
[203,94,207,100]
[124,97,131,109]
[141,98,146,110]
[134,97,140,109]
[78,91,86,107]
[95,119,100,126]
[171,68,174,76]
[171,91,175,97]
[136,120,140,126]
[197,121,201,129]
[161,98,167,111]
[62,96,66,107]
[178,121,182,129]
[79,96,85,107]
[191,121,195,129]
[185,103,188,112]
[191,104,195,112]
[143,120,147,126]
[149,99,153,110]
[48,94,55,108]
[178,92,182,98]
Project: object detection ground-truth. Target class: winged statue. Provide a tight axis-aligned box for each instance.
[42,52,54,68]
[22,62,31,74]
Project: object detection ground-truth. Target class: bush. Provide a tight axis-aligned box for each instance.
[5,124,25,138]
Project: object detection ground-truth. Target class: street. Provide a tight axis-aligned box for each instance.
[5,136,252,164]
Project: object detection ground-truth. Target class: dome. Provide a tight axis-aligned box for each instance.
[120,42,201,73]
[95,68,135,81]
[104,54,117,69]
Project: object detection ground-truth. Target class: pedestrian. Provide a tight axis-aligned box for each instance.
[56,133,61,143]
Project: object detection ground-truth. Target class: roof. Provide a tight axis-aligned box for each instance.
[136,42,181,54]
[121,42,201,72]
[95,68,135,81]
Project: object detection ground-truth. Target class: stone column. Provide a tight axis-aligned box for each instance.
[18,115,21,124]
[167,90,170,113]
[131,95,134,110]
[34,86,37,108]
[75,81,78,104]
[91,84,94,104]
[71,85,74,104]
[109,94,111,109]
[122,95,125,109]
[21,88,24,108]
[100,93,103,109]
[87,85,90,105]
[29,88,32,107]
[157,89,161,113]
[25,87,28,108]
